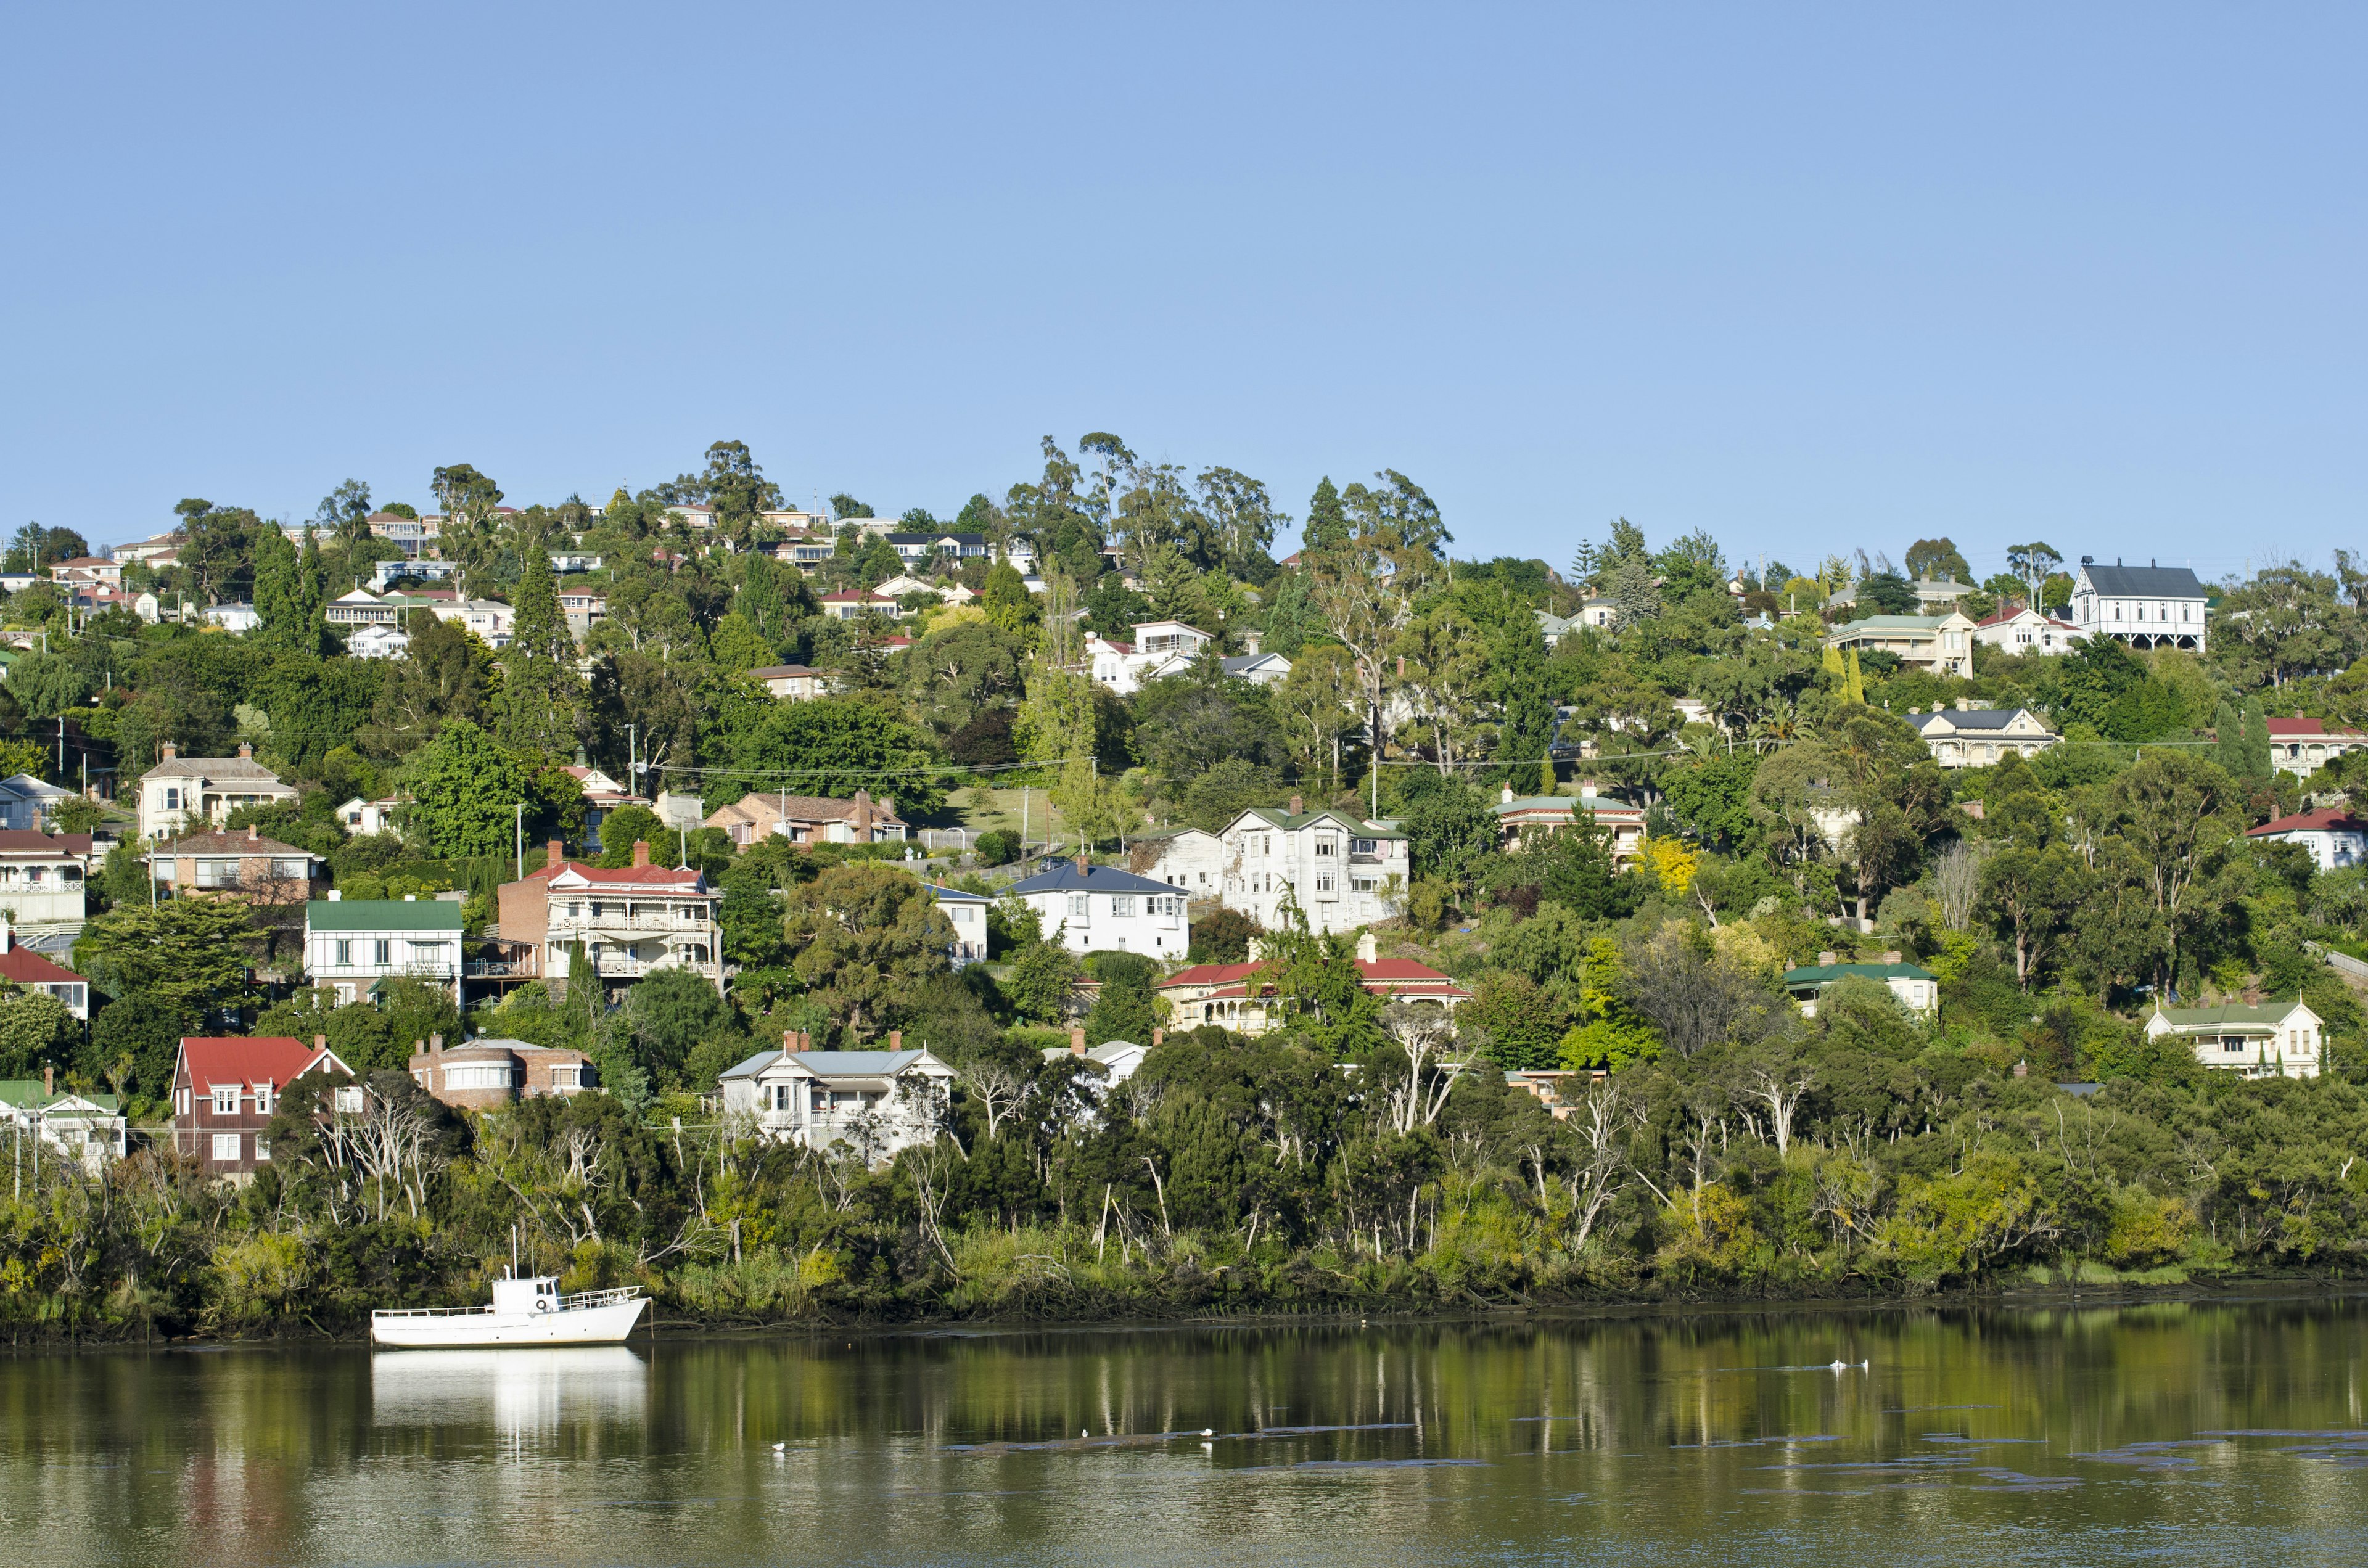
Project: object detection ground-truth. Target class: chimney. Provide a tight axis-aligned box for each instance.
[783,1029,798,1052]
[1069,1025,1086,1056]
[314,1035,326,1051]
[1817,950,1838,966]
[247,824,258,842]
[1955,697,1973,712]
[1881,950,1902,963]
[1357,930,1379,964]
[1396,654,1405,679]
[1578,779,1599,798]
[327,889,341,901]
[237,742,252,759]
[854,789,873,839]
[1152,1028,1164,1047]
[2013,1059,2028,1078]
[1289,794,1304,815]
[631,840,650,868]
[1501,784,1515,804]
[1075,852,1090,877]
[160,742,176,760]
[43,1065,52,1096]
[547,839,564,869]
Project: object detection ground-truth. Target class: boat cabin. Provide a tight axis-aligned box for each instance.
[490,1276,562,1315]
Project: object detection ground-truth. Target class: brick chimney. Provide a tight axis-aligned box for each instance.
[426,1036,443,1091]
[42,1065,52,1096]
[889,1030,903,1051]
[547,839,564,869]
[631,840,649,868]
[1817,950,1838,966]
[1075,852,1090,877]
[1289,794,1304,815]
[1069,1025,1086,1056]
[247,824,258,843]
[314,1034,326,1052]
[1151,1028,1164,1047]
[1880,950,1902,963]
[783,1029,804,1053]
[853,789,874,839]
[237,742,252,759]
[160,741,176,761]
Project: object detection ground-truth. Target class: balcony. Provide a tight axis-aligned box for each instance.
[549,910,715,933]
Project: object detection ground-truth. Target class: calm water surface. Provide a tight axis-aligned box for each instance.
[4,1297,2368,1565]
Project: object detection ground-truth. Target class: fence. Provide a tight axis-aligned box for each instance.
[919,828,972,853]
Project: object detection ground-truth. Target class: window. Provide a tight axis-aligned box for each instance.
[212,1086,239,1114]
[164,787,181,811]
[253,1085,273,1115]
[273,858,307,880]
[1352,838,1378,856]
[210,1133,240,1162]
[1111,895,1136,917]
[333,1086,363,1114]
[23,867,40,885]
[335,940,352,965]
[1315,839,1334,856]
[1315,874,1336,893]
[1068,893,1090,919]
[1353,877,1378,893]
[176,1088,189,1116]
[374,939,392,965]
[253,1139,271,1162]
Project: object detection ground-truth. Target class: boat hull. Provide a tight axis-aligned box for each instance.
[371,1296,649,1348]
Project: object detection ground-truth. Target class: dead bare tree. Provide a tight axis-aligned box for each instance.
[1621,925,1782,1061]
[1930,839,1988,932]
[1380,1002,1463,1135]
[1741,1048,1817,1159]
[1566,1080,1630,1251]
[956,1059,1030,1143]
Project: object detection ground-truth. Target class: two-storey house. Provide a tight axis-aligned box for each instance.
[2070,558,2208,652]
[495,840,723,996]
[408,1035,597,1110]
[136,743,298,840]
[1971,604,2086,657]
[2145,998,2321,1078]
[1090,620,1214,695]
[1005,855,1189,957]
[171,1035,356,1178]
[2266,717,2368,779]
[2247,809,2368,872]
[0,831,92,927]
[717,1030,955,1164]
[1491,782,1646,861]
[145,827,325,903]
[923,884,991,967]
[561,763,644,855]
[1211,800,1413,936]
[306,895,464,1005]
[745,663,828,700]
[0,927,89,1017]
[1906,704,2062,768]
[1156,932,1470,1034]
[1823,612,1977,679]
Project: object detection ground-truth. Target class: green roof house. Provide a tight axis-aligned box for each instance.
[305,895,465,1008]
[1781,950,1938,1019]
[0,1070,126,1167]
[2145,997,2322,1078]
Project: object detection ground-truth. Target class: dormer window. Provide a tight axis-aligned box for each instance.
[211,1086,239,1114]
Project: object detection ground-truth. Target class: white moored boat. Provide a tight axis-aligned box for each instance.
[370,1275,650,1348]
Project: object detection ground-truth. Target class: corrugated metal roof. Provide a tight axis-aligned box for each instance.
[307,899,463,932]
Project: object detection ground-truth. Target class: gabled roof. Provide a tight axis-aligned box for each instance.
[726,1048,945,1080]
[543,862,707,891]
[142,753,287,782]
[1220,653,1289,674]
[2081,563,2207,598]
[2248,809,2368,837]
[1907,708,2047,733]
[0,1081,117,1112]
[746,663,818,679]
[307,899,464,932]
[1007,861,1178,897]
[2150,999,2310,1030]
[1227,806,1407,839]
[1492,794,1645,819]
[177,1036,352,1091]
[924,885,994,903]
[708,792,904,827]
[1973,605,2079,631]
[0,945,83,987]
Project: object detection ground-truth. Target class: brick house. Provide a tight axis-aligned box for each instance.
[703,790,906,846]
[493,840,723,995]
[144,826,326,903]
[170,1035,356,1178]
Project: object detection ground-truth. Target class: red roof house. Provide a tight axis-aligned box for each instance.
[2265,717,2368,778]
[1157,954,1471,1035]
[171,1035,355,1176]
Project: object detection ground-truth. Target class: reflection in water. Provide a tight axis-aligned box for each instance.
[0,1297,2366,1565]
[370,1347,649,1441]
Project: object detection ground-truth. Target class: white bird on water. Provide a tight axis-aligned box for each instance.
[1201,1429,1215,1438]
[771,1443,787,1455]
[1830,1360,1849,1371]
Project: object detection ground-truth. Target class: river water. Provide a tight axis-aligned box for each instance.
[2,1295,2366,1565]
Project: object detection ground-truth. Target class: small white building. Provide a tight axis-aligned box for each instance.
[369,557,459,591]
[0,774,80,832]
[305,896,465,1006]
[717,1036,956,1164]
[0,1072,124,1167]
[1971,604,2086,657]
[1127,798,1413,937]
[924,884,992,967]
[2246,810,2368,872]
[136,743,300,841]
[347,624,409,659]
[746,663,829,700]
[1906,704,2062,768]
[335,795,407,837]
[2070,559,2208,653]
[2147,998,2320,1078]
[203,602,260,634]
[1005,856,1189,958]
[0,831,93,927]
[1040,1029,1151,1089]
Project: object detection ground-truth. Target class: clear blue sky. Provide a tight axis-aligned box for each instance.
[4,4,2361,583]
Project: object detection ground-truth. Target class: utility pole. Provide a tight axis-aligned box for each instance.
[514,802,525,880]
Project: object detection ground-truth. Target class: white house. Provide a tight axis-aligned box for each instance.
[335,795,407,837]
[0,1073,123,1168]
[1906,704,2062,769]
[1090,620,1214,695]
[1824,612,1977,679]
[924,884,992,967]
[203,603,260,634]
[1039,1029,1151,1089]
[1971,604,2086,657]
[1491,782,1646,861]
[0,773,79,831]
[0,831,93,927]
[326,588,403,628]
[0,928,91,1017]
[1005,856,1189,958]
[717,1035,956,1164]
[2266,718,2368,779]
[1130,797,1412,937]
[2070,559,2208,652]
[305,895,464,1006]
[137,743,300,841]
[432,598,516,647]
[1780,954,1939,1019]
[2146,998,2321,1078]
[2247,809,2368,872]
[347,625,409,659]
[746,663,829,700]
[369,557,459,591]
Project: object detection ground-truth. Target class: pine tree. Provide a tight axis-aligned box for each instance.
[1303,477,1347,552]
[2241,697,2272,783]
[498,546,581,752]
